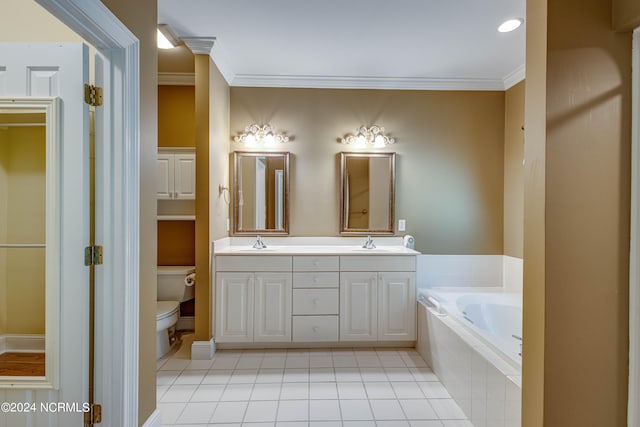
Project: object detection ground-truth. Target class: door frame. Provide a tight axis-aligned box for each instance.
[629,26,639,427]
[34,1,140,426]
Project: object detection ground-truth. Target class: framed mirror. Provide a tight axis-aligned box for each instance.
[340,152,395,235]
[0,98,60,388]
[233,151,290,235]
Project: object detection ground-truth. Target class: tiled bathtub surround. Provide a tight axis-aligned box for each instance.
[417,255,523,292]
[417,302,521,427]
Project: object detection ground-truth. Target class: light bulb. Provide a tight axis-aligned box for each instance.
[245,133,256,145]
[157,28,175,49]
[264,133,275,146]
[498,18,523,33]
[374,135,386,148]
[355,135,367,149]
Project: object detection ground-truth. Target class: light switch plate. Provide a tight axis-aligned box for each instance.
[398,219,406,231]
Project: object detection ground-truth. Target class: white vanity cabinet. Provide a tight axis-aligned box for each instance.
[157,149,196,200]
[340,256,416,341]
[215,256,292,343]
[291,256,340,342]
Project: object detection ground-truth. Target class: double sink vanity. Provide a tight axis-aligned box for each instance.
[213,237,419,347]
[215,150,416,348]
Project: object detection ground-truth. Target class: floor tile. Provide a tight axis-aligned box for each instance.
[276,422,308,427]
[251,383,282,401]
[309,382,338,399]
[364,382,396,399]
[186,359,214,370]
[369,399,406,420]
[440,421,474,427]
[220,384,253,401]
[277,400,309,421]
[332,355,358,368]
[175,401,217,424]
[211,357,239,370]
[160,384,198,403]
[337,382,367,399]
[309,355,333,368]
[378,421,411,427]
[355,356,381,368]
[282,369,309,383]
[174,370,207,385]
[310,421,342,427]
[210,401,248,423]
[409,421,444,427]
[309,368,335,382]
[202,370,233,385]
[410,368,439,382]
[280,382,309,400]
[392,381,426,399]
[342,421,376,427]
[261,356,287,369]
[256,369,284,383]
[190,384,225,402]
[334,367,362,382]
[340,399,373,421]
[156,402,186,424]
[400,399,439,420]
[359,368,387,382]
[228,370,259,384]
[385,368,415,382]
[419,382,451,398]
[309,399,341,421]
[429,399,467,420]
[161,358,190,371]
[285,356,309,368]
[379,356,407,368]
[243,400,278,423]
[157,370,182,386]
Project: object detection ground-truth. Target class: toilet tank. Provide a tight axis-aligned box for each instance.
[157,266,195,302]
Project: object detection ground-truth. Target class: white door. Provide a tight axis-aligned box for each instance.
[340,272,378,341]
[0,43,89,426]
[215,272,254,342]
[156,154,174,199]
[174,153,196,200]
[378,272,416,340]
[254,273,292,342]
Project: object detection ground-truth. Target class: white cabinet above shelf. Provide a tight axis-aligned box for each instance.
[157,148,195,200]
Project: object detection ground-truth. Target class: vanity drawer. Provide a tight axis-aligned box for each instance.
[293,272,339,288]
[339,255,416,272]
[292,289,339,315]
[293,256,339,272]
[215,255,292,272]
[292,315,339,342]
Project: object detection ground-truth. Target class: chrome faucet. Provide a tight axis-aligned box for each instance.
[253,235,267,249]
[362,235,376,249]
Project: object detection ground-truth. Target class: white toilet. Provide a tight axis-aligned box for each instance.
[156,266,195,359]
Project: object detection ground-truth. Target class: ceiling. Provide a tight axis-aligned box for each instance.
[158,0,526,90]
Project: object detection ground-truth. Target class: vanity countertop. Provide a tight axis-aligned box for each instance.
[212,236,420,255]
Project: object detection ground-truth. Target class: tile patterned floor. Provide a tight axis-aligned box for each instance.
[156,340,472,427]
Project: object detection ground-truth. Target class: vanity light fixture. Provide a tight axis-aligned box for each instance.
[234,124,290,146]
[340,125,396,149]
[498,18,523,33]
[157,24,180,49]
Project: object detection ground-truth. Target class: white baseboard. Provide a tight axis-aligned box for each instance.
[0,334,45,354]
[191,338,215,360]
[141,409,162,427]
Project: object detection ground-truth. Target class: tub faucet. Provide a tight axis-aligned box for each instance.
[253,235,267,249]
[362,235,376,249]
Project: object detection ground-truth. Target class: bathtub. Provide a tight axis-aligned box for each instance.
[416,287,522,426]
[420,287,522,368]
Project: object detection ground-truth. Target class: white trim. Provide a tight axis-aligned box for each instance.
[183,37,216,55]
[0,335,46,353]
[141,409,162,427]
[35,1,140,426]
[209,38,236,85]
[191,339,216,360]
[229,73,508,91]
[503,64,526,89]
[629,26,640,427]
[158,72,195,86]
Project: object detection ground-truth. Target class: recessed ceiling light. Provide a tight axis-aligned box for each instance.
[498,18,523,33]
[157,24,180,49]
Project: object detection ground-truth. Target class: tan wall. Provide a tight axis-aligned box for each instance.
[522,1,547,425]
[158,85,196,148]
[504,81,525,258]
[99,1,158,424]
[157,221,195,266]
[230,88,505,254]
[4,127,46,335]
[0,0,83,41]
[523,0,633,424]
[0,129,7,335]
[613,0,640,31]
[158,45,195,74]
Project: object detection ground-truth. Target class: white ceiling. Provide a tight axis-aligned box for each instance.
[158,0,526,90]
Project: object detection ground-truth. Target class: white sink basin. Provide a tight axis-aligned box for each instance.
[237,248,278,252]
[351,248,389,252]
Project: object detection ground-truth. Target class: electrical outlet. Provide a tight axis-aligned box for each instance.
[398,219,406,231]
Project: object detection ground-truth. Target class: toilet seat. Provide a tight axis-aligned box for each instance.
[157,300,179,320]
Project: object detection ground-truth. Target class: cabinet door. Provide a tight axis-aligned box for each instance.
[174,153,196,200]
[215,272,254,342]
[378,272,416,340]
[254,272,292,342]
[340,272,378,341]
[156,154,174,199]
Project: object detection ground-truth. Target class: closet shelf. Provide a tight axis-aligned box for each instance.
[157,215,195,221]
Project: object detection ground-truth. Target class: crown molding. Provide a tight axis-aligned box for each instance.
[208,39,235,85]
[158,72,195,86]
[183,37,216,55]
[229,74,507,91]
[503,64,526,89]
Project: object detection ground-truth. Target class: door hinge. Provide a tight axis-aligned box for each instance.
[84,403,102,425]
[84,245,103,266]
[84,84,103,107]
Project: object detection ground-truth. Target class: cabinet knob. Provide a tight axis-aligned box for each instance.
[312,298,320,305]
[313,261,320,267]
[312,326,319,333]
[313,277,319,284]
